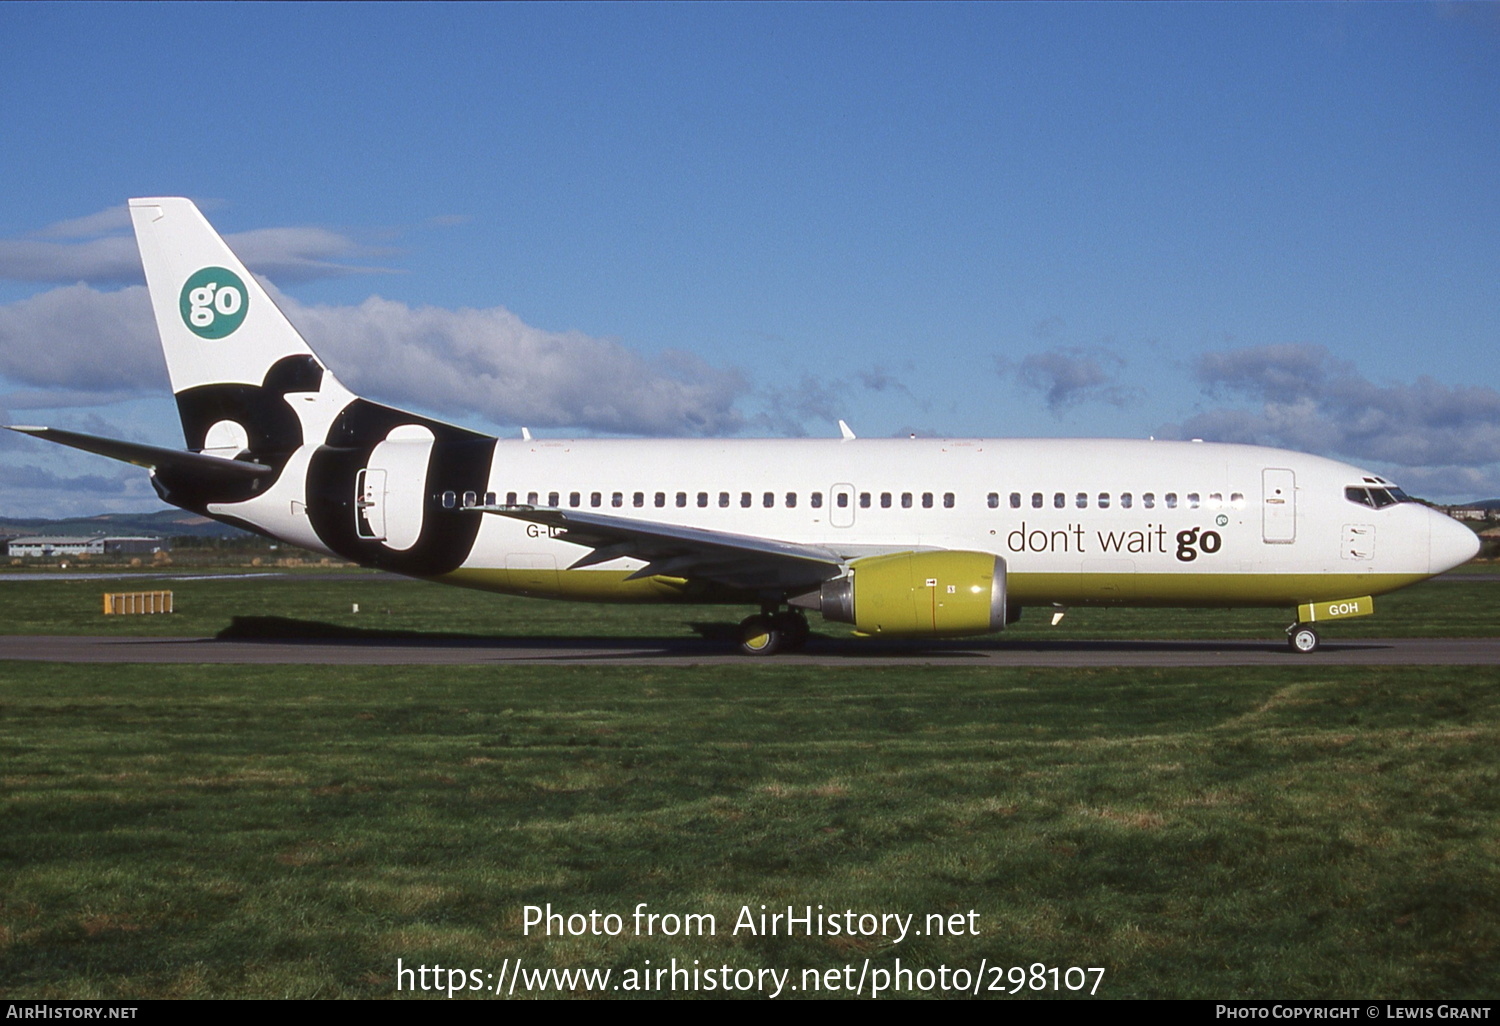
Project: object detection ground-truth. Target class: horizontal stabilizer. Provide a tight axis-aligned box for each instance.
[4,425,274,481]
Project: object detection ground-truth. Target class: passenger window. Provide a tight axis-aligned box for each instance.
[548,491,559,507]
[1076,492,1088,509]
[902,493,913,509]
[786,492,797,508]
[506,492,518,505]
[1098,492,1110,509]
[921,492,933,509]
[569,492,581,507]
[763,492,774,508]
[718,492,730,508]
[633,492,644,508]
[462,491,477,508]
[652,491,665,507]
[1053,493,1065,509]
[1207,492,1222,509]
[1165,493,1177,509]
[1187,493,1200,509]
[881,492,892,509]
[676,492,687,508]
[1230,492,1245,509]
[527,491,539,505]
[987,493,999,509]
[590,492,601,508]
[740,492,752,508]
[1120,492,1132,509]
[943,492,954,508]
[859,492,870,508]
[442,490,456,509]
[1011,493,1022,509]
[485,492,497,506]
[810,492,822,508]
[1143,492,1155,509]
[1032,493,1043,509]
[837,492,849,508]
[612,492,623,508]
[697,492,708,508]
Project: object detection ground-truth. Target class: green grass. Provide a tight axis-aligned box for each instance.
[2,661,1498,999]
[1,570,1496,999]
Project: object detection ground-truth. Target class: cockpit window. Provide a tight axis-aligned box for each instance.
[1346,485,1415,509]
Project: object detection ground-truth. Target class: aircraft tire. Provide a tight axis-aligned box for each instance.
[739,614,784,656]
[1288,625,1320,654]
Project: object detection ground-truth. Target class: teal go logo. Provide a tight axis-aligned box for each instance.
[179,267,249,339]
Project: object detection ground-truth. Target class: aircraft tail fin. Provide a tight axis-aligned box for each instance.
[129,197,356,454]
[129,199,335,395]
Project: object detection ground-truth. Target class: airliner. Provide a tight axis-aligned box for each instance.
[6,198,1480,654]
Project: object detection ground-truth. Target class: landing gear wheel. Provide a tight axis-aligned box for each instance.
[739,614,783,656]
[771,611,810,650]
[1288,625,1320,654]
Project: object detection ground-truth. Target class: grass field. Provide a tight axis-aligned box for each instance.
[1,570,1497,999]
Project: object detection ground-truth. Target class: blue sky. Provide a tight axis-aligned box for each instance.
[1,2,1497,516]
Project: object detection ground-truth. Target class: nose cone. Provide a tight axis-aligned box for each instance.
[1429,512,1481,574]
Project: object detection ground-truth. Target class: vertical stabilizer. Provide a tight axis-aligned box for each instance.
[128,198,331,395]
[129,198,358,454]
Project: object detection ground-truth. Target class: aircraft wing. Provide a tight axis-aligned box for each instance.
[4,425,274,481]
[478,506,847,592]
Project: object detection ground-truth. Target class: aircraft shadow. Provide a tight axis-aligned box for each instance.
[211,615,1376,658]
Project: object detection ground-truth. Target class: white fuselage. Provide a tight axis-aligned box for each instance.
[216,434,1475,609]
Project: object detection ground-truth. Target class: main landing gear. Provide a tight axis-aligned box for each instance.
[1287,623,1321,654]
[738,607,810,656]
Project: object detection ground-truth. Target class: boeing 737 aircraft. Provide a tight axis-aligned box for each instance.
[6,198,1480,654]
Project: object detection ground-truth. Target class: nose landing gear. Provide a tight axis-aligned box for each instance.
[1287,624,1321,653]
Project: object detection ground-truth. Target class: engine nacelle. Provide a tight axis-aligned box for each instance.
[795,551,1007,637]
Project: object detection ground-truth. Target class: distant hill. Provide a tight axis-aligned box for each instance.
[0,508,251,540]
[1465,499,1500,511]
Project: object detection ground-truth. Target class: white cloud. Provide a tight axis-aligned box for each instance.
[855,364,921,406]
[0,284,164,391]
[29,205,133,240]
[998,347,1138,413]
[276,290,749,436]
[0,280,753,438]
[751,375,851,437]
[0,237,144,286]
[0,280,757,512]
[0,456,160,518]
[1178,343,1500,467]
[0,208,395,285]
[749,364,928,437]
[215,228,398,282]
[0,204,754,440]
[1165,343,1500,500]
[0,388,146,411]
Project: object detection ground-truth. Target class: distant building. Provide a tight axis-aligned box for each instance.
[6,535,169,558]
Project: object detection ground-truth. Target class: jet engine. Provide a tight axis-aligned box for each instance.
[791,551,1007,637]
